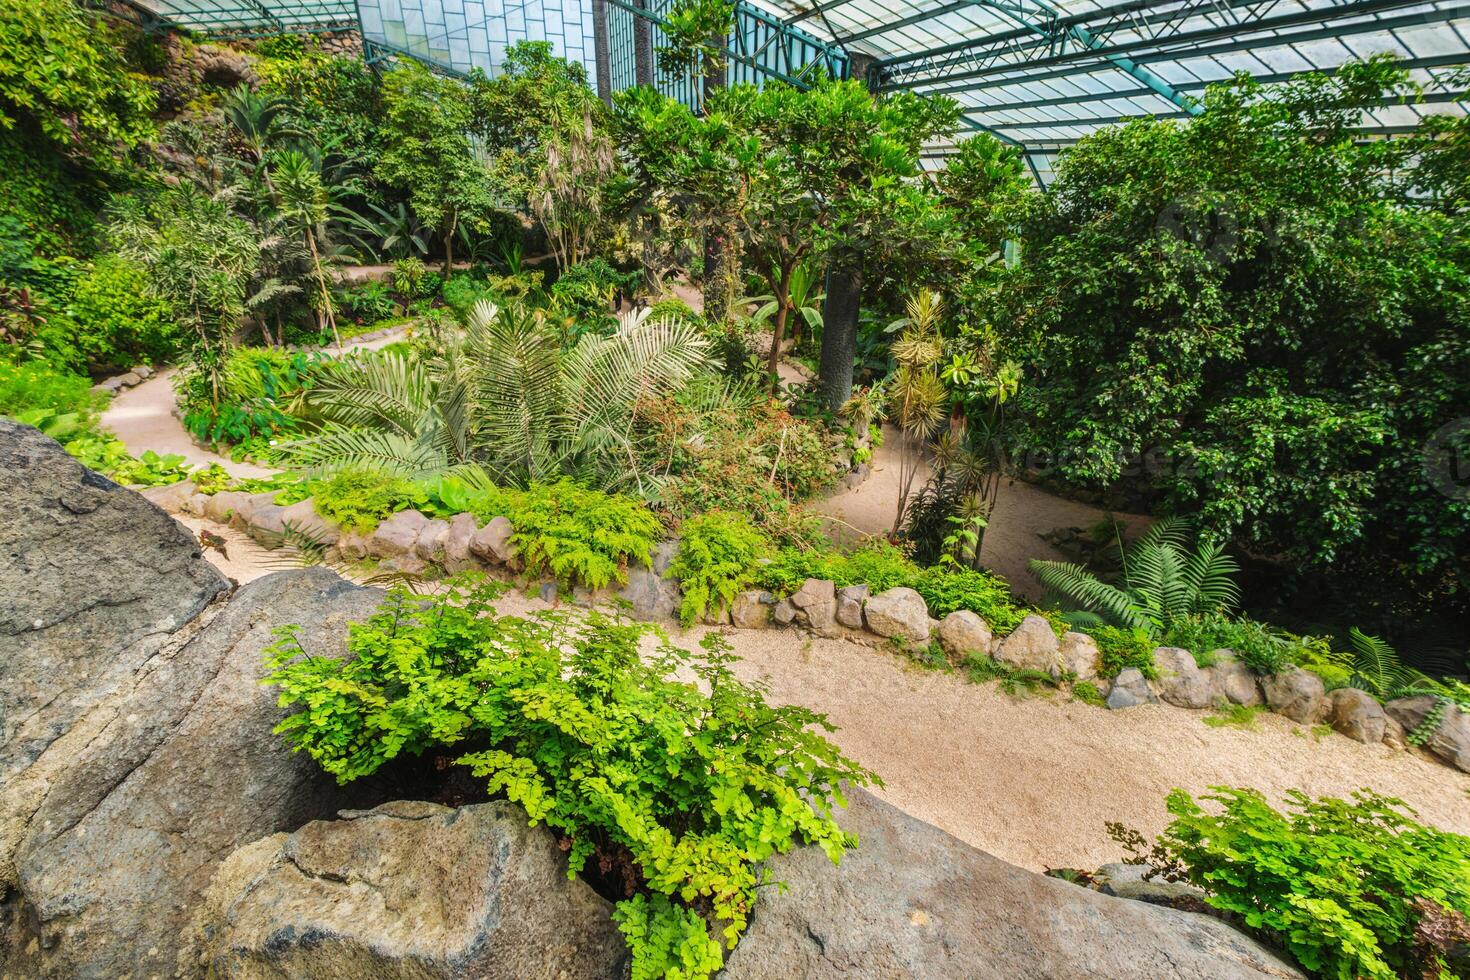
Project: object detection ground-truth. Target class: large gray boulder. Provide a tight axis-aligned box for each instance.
[937,610,992,659]
[1107,668,1157,710]
[0,420,229,782]
[1208,651,1265,707]
[197,800,626,979]
[722,789,1303,979]
[863,588,932,644]
[1261,668,1326,724]
[1057,631,1101,681]
[731,590,774,629]
[1326,688,1388,744]
[1,567,383,978]
[835,584,869,630]
[993,615,1062,673]
[1386,696,1470,773]
[370,508,429,557]
[790,578,837,632]
[1151,647,1215,709]
[618,541,680,621]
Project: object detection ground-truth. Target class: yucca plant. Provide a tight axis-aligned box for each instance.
[286,299,712,492]
[1030,518,1240,636]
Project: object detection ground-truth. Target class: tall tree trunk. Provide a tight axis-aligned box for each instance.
[766,264,792,395]
[819,255,864,414]
[703,228,726,325]
[442,214,456,278]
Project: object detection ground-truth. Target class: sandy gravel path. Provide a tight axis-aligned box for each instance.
[100,327,411,479]
[813,425,1151,600]
[181,533,1470,873]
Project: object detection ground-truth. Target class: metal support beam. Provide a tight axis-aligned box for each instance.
[878,0,1439,91]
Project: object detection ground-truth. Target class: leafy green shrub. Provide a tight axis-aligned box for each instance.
[550,257,640,325]
[441,273,501,321]
[1092,625,1157,679]
[264,579,876,979]
[1117,788,1470,980]
[753,542,1035,635]
[310,467,427,533]
[1163,613,1303,676]
[670,511,770,626]
[1203,703,1266,729]
[913,567,1032,634]
[391,257,438,299]
[336,280,397,323]
[1072,681,1106,707]
[645,296,697,324]
[510,480,663,590]
[0,356,101,422]
[63,255,181,369]
[178,347,324,450]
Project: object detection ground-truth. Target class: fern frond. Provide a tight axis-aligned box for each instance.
[1029,559,1148,632]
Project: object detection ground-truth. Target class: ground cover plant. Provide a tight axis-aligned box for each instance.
[1112,788,1470,980]
[264,576,877,979]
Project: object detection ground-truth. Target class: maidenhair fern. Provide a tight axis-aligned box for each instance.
[264,577,876,980]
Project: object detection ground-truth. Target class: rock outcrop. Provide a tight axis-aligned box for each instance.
[0,420,385,977]
[197,800,627,979]
[862,587,931,644]
[722,789,1304,979]
[1,421,230,782]
[993,615,1062,672]
[1386,696,1470,773]
[1261,668,1326,724]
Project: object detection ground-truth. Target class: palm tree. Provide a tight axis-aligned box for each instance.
[273,150,344,348]
[221,84,299,199]
[286,300,712,492]
[1029,518,1240,636]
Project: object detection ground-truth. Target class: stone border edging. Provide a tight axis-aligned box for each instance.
[141,481,1470,777]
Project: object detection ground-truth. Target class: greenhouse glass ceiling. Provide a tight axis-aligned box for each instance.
[122,0,1470,181]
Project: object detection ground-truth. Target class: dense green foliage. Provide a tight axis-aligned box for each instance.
[310,467,427,533]
[509,479,663,590]
[1120,788,1470,980]
[265,579,875,978]
[993,59,1470,622]
[669,510,769,625]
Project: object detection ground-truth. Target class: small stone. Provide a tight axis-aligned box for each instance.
[203,490,255,526]
[538,581,558,602]
[862,587,931,643]
[617,542,679,621]
[937,611,992,659]
[336,530,371,560]
[139,480,195,513]
[180,492,209,517]
[772,599,797,626]
[1262,668,1326,724]
[1151,647,1214,709]
[731,590,773,629]
[378,554,427,576]
[443,513,478,572]
[835,585,868,629]
[993,615,1061,672]
[1326,688,1387,744]
[132,365,154,380]
[246,503,288,545]
[1056,631,1100,681]
[1383,715,1407,751]
[1208,651,1264,706]
[414,519,451,561]
[1107,668,1156,709]
[116,371,142,387]
[370,509,429,558]
[1097,863,1207,905]
[1386,696,1470,773]
[279,499,339,546]
[790,578,836,632]
[469,516,515,564]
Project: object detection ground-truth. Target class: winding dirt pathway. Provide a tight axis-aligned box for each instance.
[182,534,1470,872]
[100,327,411,478]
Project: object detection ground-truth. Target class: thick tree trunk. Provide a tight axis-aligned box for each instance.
[442,216,456,278]
[819,257,863,414]
[768,300,789,395]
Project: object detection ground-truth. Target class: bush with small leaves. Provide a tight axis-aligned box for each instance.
[1117,787,1470,980]
[264,576,877,980]
[670,510,770,626]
